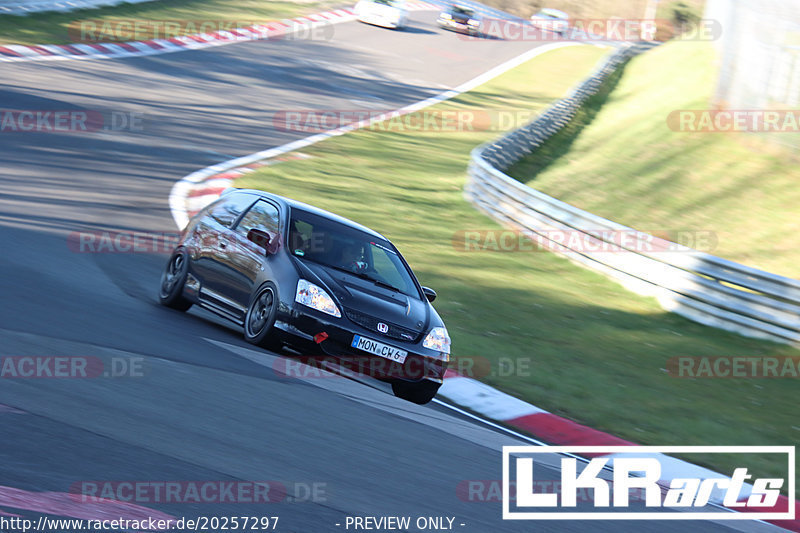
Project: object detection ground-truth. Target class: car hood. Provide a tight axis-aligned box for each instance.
[363,3,404,17]
[295,259,431,336]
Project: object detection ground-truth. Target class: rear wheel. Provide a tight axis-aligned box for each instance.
[244,282,280,350]
[159,251,192,311]
[392,380,440,405]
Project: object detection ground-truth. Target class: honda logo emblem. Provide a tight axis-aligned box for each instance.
[377,322,389,333]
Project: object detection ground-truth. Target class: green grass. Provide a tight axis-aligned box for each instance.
[234,44,800,491]
[508,40,800,278]
[0,0,344,45]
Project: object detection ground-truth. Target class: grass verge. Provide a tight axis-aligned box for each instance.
[234,44,800,492]
[507,40,800,278]
[0,0,344,45]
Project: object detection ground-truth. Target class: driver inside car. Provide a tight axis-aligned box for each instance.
[338,243,369,274]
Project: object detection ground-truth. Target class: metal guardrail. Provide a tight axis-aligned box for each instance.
[465,44,800,345]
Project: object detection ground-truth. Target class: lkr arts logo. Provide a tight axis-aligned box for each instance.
[502,446,795,520]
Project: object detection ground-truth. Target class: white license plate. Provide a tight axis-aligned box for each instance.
[351,335,408,363]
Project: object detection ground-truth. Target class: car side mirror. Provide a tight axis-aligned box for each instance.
[422,286,437,302]
[247,228,278,255]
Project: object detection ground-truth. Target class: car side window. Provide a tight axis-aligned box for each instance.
[235,200,281,236]
[207,193,257,228]
[289,219,316,257]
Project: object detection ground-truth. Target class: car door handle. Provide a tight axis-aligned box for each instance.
[219,240,228,249]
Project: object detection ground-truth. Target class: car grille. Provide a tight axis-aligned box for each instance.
[344,308,421,343]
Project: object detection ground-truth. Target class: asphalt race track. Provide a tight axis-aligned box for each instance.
[0,10,787,533]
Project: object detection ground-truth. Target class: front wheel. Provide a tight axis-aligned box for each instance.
[392,380,441,405]
[244,282,280,350]
[159,250,192,311]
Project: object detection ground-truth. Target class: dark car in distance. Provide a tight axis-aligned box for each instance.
[437,4,482,36]
[159,188,450,404]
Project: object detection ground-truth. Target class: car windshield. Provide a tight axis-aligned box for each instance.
[289,209,420,299]
[374,0,403,6]
[452,6,474,16]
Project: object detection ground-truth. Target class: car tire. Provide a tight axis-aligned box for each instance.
[244,282,281,350]
[392,380,440,405]
[158,250,193,311]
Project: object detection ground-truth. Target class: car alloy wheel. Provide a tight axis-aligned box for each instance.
[244,282,280,349]
[158,250,192,311]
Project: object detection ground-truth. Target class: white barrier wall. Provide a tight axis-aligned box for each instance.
[706,0,800,110]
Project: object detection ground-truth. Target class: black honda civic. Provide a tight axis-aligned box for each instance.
[159,188,450,404]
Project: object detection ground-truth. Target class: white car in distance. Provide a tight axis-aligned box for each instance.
[530,7,569,36]
[355,0,408,29]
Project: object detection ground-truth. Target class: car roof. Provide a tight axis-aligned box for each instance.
[227,188,389,241]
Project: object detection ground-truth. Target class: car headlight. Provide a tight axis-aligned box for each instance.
[422,326,451,355]
[467,18,479,25]
[295,279,341,318]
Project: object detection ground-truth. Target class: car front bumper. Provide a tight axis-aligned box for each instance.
[274,305,448,383]
[358,13,404,28]
[438,18,479,33]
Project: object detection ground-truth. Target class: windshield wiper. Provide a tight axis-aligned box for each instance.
[316,263,403,293]
[334,267,402,292]
[360,275,402,293]
[348,270,400,292]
